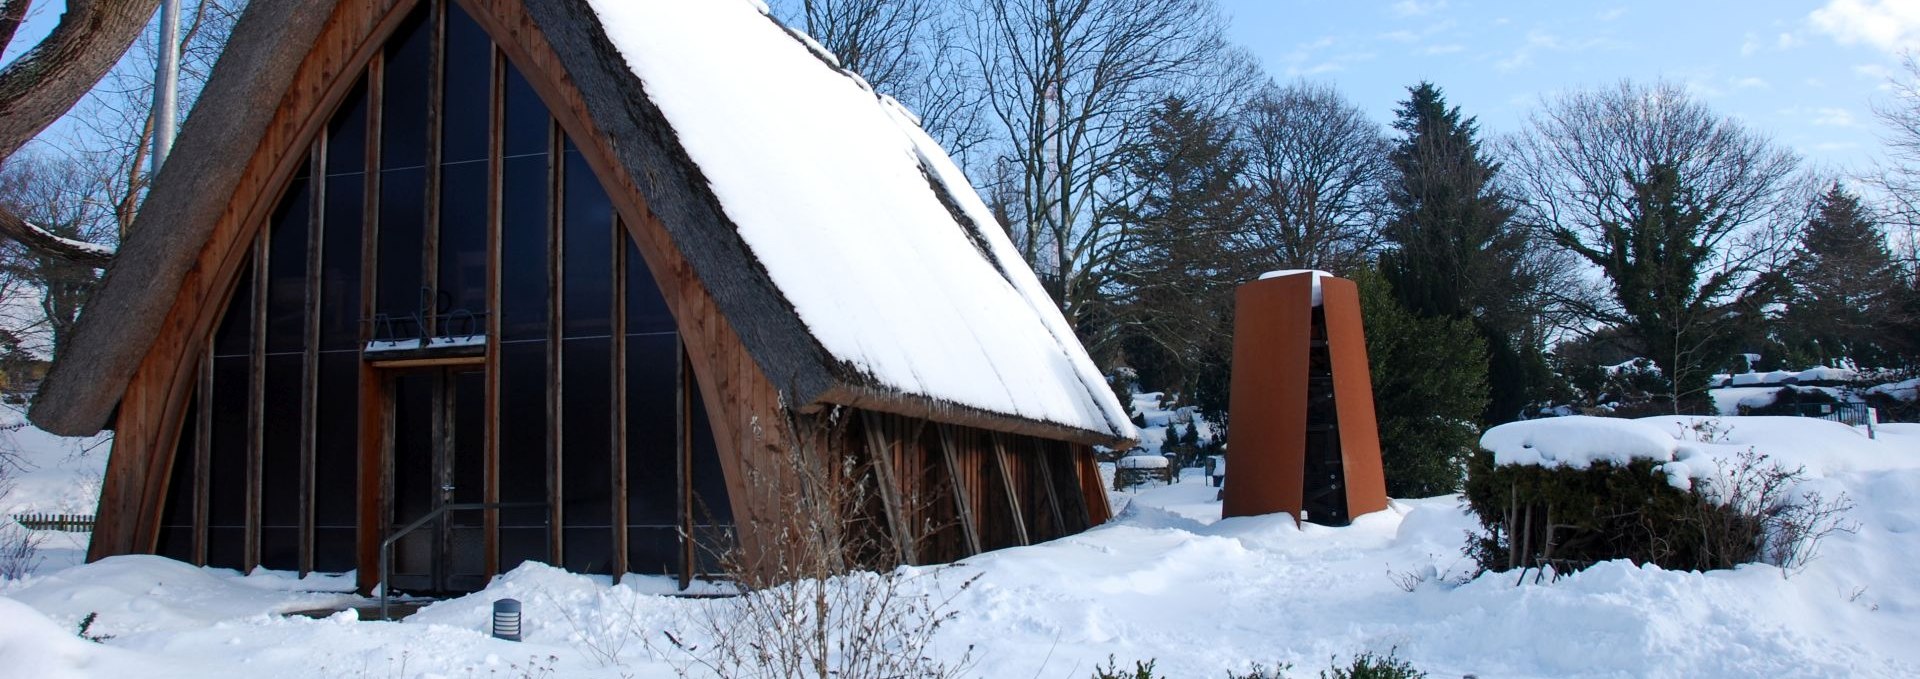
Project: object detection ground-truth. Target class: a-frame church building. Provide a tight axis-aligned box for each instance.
[29,0,1137,593]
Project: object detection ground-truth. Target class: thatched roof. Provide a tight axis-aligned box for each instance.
[31,0,1138,448]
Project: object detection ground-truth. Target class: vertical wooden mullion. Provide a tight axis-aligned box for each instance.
[545,117,565,565]
[610,215,629,580]
[354,51,386,594]
[192,346,213,566]
[299,137,328,576]
[676,342,693,590]
[245,231,268,571]
[481,44,504,580]
[989,433,1030,547]
[935,424,982,557]
[420,0,445,338]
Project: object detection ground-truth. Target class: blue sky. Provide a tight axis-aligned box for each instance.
[1217,0,1918,174]
[6,1,1915,173]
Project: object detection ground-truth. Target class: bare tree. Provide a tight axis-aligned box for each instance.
[1236,80,1389,274]
[767,0,989,160]
[970,0,1234,328]
[1506,81,1806,406]
[0,0,165,264]
[0,154,119,357]
[1872,53,1920,249]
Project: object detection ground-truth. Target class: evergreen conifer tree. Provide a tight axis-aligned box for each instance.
[1379,82,1542,424]
[1107,96,1253,410]
[1354,267,1488,497]
[1779,184,1904,367]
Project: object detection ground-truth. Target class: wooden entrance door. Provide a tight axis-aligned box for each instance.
[387,366,488,593]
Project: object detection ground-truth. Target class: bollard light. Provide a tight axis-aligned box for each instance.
[492,598,522,641]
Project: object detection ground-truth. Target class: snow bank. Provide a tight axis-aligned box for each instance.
[584,0,1132,440]
[1116,454,1170,469]
[1480,416,1710,489]
[7,416,1920,676]
[1869,377,1919,402]
[1,556,358,636]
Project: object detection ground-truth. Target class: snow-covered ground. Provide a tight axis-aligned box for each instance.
[3,415,1919,677]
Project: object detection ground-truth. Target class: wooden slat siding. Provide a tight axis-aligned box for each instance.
[989,433,1029,547]
[1051,441,1091,532]
[299,137,328,576]
[933,424,982,557]
[609,213,629,580]
[544,115,564,565]
[481,43,504,581]
[1077,446,1112,525]
[354,47,389,593]
[246,230,268,571]
[1031,436,1066,540]
[861,410,915,564]
[89,0,416,563]
[420,0,445,338]
[193,345,213,565]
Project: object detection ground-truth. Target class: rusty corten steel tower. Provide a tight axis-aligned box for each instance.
[1223,271,1388,525]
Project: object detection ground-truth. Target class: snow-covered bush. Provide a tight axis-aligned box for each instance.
[1463,445,1854,577]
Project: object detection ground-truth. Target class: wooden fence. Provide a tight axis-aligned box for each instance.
[12,513,95,532]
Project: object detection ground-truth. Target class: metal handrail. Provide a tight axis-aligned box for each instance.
[379,501,543,620]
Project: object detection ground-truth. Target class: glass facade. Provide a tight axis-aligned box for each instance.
[153,0,731,590]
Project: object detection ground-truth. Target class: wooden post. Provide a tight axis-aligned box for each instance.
[192,346,212,566]
[934,424,982,557]
[861,411,917,564]
[989,433,1029,547]
[298,138,328,576]
[245,231,269,571]
[544,117,565,565]
[419,0,445,338]
[354,51,387,595]
[609,214,629,580]
[481,43,505,581]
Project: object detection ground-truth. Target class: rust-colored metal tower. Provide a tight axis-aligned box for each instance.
[1223,271,1388,525]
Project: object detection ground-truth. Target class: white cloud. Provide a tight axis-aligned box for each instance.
[1597,7,1627,21]
[1810,0,1920,55]
[1731,76,1770,90]
[1740,33,1763,57]
[1380,30,1419,43]
[1812,107,1858,127]
[1391,0,1447,18]
[1776,32,1802,49]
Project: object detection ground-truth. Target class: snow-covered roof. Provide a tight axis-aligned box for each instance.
[586,0,1134,443]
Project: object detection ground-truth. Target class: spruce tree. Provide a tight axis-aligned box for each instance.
[1379,82,1541,424]
[1107,96,1253,409]
[1779,184,1903,367]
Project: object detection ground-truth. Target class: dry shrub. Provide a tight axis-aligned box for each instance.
[664,405,975,679]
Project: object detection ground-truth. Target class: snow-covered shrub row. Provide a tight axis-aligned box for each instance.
[1466,417,1854,576]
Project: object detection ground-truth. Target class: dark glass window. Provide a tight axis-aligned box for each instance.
[376,167,426,322]
[442,8,491,165]
[381,7,432,171]
[327,77,369,179]
[562,337,612,574]
[261,353,304,570]
[155,399,198,563]
[439,161,488,321]
[562,149,613,338]
[625,240,672,334]
[625,334,678,574]
[321,79,368,351]
[312,353,358,572]
[500,154,548,341]
[208,348,250,570]
[264,178,309,354]
[503,62,547,159]
[498,340,548,570]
